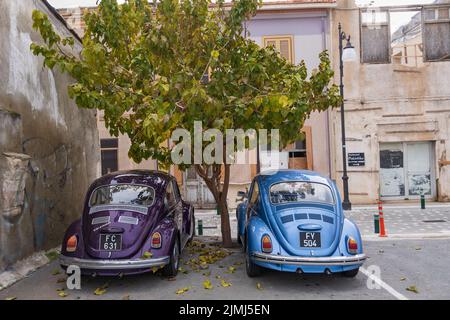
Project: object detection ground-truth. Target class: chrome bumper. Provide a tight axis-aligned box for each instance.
[252,252,367,266]
[60,255,170,270]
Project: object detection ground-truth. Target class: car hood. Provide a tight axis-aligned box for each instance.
[82,204,161,259]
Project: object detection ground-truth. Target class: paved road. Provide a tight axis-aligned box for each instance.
[1,237,449,300]
[196,204,450,238]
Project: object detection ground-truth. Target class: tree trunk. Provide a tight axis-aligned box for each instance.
[195,163,233,248]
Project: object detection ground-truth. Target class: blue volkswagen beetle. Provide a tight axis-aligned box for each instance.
[237,170,366,277]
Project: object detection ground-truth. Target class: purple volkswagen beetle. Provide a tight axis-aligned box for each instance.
[59,170,195,277]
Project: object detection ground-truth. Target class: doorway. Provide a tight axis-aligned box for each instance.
[184,167,216,209]
[379,141,435,200]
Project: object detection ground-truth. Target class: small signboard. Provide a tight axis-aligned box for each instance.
[348,153,365,167]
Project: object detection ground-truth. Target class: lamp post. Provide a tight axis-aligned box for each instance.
[338,23,356,211]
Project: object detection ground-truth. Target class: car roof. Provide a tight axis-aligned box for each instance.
[256,170,333,189]
[90,170,174,190]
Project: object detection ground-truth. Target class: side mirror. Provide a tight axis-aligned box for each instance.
[237,191,248,199]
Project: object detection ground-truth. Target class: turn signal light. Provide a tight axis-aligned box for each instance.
[348,237,358,255]
[151,232,162,249]
[66,235,77,253]
[261,235,272,253]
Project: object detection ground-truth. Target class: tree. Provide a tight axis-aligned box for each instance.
[31,0,341,248]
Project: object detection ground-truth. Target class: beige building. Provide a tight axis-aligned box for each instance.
[330,0,450,204]
[59,1,337,209]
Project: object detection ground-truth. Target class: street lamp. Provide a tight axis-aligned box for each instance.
[338,23,356,211]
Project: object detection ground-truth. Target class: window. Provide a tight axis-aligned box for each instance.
[249,182,259,207]
[172,180,181,203]
[361,5,450,64]
[287,126,313,171]
[89,184,155,207]
[263,36,294,63]
[270,182,334,205]
[100,138,118,175]
[361,8,391,63]
[423,6,450,61]
[165,181,176,208]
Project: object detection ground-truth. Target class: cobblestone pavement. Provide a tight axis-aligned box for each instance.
[194,203,450,239]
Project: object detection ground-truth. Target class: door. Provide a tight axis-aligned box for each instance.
[184,167,216,209]
[380,142,435,200]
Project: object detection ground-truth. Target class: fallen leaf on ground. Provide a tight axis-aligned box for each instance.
[415,247,422,251]
[58,291,68,298]
[175,287,190,295]
[215,275,222,279]
[52,269,61,276]
[151,266,159,273]
[5,297,17,301]
[225,266,236,274]
[122,295,130,300]
[406,286,419,294]
[400,277,407,281]
[57,277,66,283]
[221,279,232,288]
[256,283,263,290]
[203,279,213,290]
[94,287,107,295]
[202,271,211,277]
[378,250,384,254]
[167,276,177,281]
[141,251,153,259]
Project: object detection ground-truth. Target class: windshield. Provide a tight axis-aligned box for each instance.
[89,184,155,207]
[270,182,334,205]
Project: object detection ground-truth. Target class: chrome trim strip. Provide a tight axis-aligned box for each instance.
[89,205,148,215]
[59,255,170,270]
[118,216,139,225]
[252,252,367,266]
[91,216,110,225]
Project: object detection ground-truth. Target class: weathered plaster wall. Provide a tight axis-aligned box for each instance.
[331,0,450,204]
[0,0,100,271]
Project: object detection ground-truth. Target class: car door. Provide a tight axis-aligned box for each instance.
[165,180,182,240]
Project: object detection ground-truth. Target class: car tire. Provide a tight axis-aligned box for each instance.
[343,267,359,278]
[162,237,180,277]
[245,236,261,277]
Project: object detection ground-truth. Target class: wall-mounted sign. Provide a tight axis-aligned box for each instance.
[348,153,365,167]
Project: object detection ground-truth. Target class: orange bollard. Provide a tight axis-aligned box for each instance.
[378,199,387,237]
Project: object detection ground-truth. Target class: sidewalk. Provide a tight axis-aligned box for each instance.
[194,203,450,239]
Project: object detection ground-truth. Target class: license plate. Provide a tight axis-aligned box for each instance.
[300,232,321,248]
[100,234,122,251]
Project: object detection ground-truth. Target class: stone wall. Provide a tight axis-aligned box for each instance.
[0,0,100,271]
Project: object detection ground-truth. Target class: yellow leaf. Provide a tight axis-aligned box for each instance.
[203,279,213,290]
[400,277,406,281]
[256,283,263,290]
[226,266,236,274]
[406,286,419,294]
[5,297,17,301]
[175,287,190,295]
[141,251,153,259]
[58,291,68,298]
[94,287,107,295]
[151,267,159,273]
[221,279,232,288]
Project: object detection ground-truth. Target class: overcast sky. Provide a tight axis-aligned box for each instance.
[48,0,436,9]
